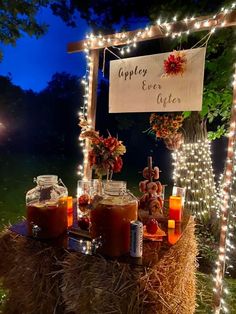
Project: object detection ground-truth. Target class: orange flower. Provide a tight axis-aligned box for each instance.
[175,115,184,122]
[172,122,179,129]
[152,125,158,131]
[149,112,184,140]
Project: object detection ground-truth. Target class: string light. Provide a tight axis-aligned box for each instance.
[77,48,95,179]
[77,10,236,312]
[78,4,236,179]
[172,140,218,218]
[80,3,235,55]
[212,63,236,313]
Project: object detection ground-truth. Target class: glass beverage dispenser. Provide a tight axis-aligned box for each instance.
[26,175,68,239]
[90,181,138,257]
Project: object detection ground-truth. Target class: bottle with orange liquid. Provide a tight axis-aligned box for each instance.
[90,181,138,257]
[26,175,68,239]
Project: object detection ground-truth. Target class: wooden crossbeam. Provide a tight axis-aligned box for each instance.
[68,10,236,53]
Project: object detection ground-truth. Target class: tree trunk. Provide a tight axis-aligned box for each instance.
[182,112,207,143]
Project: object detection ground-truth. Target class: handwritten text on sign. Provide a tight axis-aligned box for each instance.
[109,48,206,113]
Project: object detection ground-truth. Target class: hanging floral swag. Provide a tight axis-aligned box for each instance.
[147,113,185,150]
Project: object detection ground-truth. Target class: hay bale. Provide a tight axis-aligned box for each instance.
[0,217,197,314]
[61,253,140,314]
[61,217,197,314]
[139,217,197,314]
[0,229,65,314]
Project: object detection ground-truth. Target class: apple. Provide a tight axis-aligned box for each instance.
[78,216,90,230]
[146,219,158,234]
[78,193,90,206]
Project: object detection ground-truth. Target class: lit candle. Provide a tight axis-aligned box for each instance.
[168,224,182,245]
[169,196,182,222]
[168,219,175,229]
[169,196,182,209]
[67,196,73,227]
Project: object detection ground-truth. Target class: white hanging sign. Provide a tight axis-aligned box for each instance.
[109,47,206,113]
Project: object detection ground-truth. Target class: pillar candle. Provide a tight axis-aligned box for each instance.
[168,219,175,229]
[169,196,182,209]
[67,196,73,227]
[169,196,182,222]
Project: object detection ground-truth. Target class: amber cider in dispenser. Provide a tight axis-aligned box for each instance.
[90,181,138,257]
[26,175,68,239]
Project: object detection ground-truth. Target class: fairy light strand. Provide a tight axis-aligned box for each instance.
[78,3,236,180]
[74,3,236,313]
[77,49,96,178]
[172,140,218,218]
[79,3,236,54]
[213,65,236,314]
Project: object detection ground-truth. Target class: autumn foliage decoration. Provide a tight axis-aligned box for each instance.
[149,113,184,150]
[80,124,126,179]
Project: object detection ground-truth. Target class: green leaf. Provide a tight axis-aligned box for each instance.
[183,111,191,118]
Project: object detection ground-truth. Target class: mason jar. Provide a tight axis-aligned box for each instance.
[26,175,68,239]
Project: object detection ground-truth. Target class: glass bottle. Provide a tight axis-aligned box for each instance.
[90,181,138,257]
[77,180,93,218]
[26,175,68,239]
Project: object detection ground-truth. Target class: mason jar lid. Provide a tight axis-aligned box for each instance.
[103,181,127,195]
[36,175,58,186]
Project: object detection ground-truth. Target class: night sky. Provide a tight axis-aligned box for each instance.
[0,8,90,92]
[0,8,148,92]
[0,6,227,177]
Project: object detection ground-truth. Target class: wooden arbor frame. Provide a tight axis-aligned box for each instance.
[68,9,236,313]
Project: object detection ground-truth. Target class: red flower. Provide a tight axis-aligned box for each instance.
[164,52,186,76]
[113,156,123,173]
[88,151,97,167]
[103,137,119,152]
[92,136,103,145]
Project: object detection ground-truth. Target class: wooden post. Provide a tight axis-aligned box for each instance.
[213,68,236,313]
[84,49,99,180]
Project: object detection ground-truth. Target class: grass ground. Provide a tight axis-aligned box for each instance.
[0,152,78,229]
[0,152,235,313]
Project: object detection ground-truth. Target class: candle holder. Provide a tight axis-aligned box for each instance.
[172,186,186,206]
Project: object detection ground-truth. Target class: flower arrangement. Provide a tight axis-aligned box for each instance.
[150,113,184,138]
[80,128,126,179]
[149,113,184,150]
[164,51,187,76]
